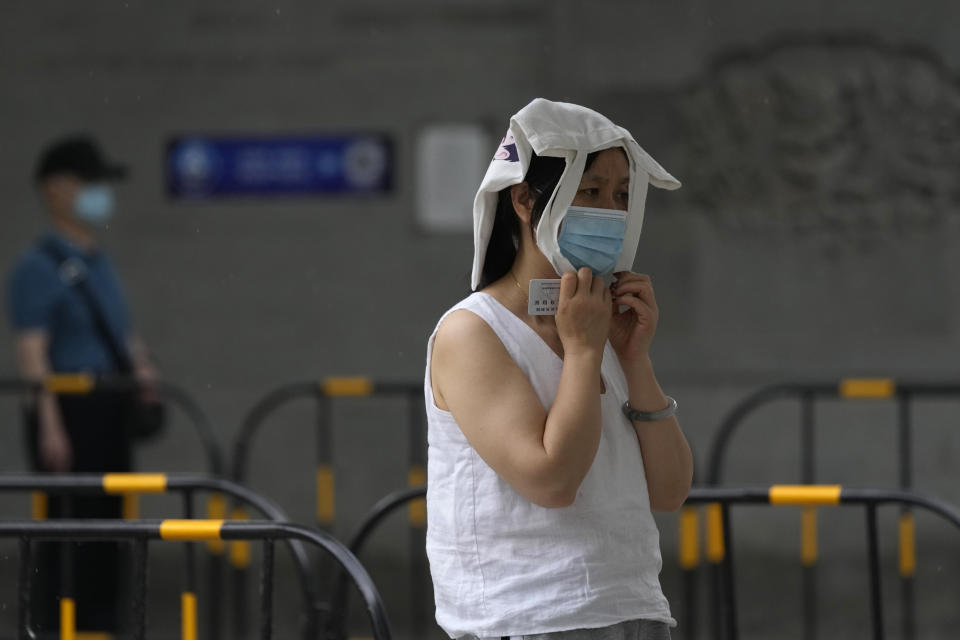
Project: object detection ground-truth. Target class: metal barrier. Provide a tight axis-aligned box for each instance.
[0,374,225,474]
[329,486,426,639]
[0,473,321,640]
[1,375,230,637]
[232,377,429,637]
[341,484,960,640]
[704,378,960,640]
[0,518,392,640]
[691,485,960,640]
[677,503,700,639]
[233,378,425,529]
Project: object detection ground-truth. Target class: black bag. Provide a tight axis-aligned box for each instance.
[41,240,166,442]
[127,399,166,441]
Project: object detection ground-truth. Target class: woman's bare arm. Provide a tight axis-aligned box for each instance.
[431,269,611,508]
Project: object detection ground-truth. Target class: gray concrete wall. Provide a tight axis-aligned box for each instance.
[1,2,958,638]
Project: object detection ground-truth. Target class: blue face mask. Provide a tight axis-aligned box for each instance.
[557,205,628,275]
[74,184,115,225]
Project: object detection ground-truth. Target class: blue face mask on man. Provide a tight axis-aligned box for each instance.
[74,184,115,225]
[557,205,628,275]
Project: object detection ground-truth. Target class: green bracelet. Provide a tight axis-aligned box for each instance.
[622,396,677,422]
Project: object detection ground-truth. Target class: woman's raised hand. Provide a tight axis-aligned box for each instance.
[556,267,612,357]
[608,271,659,365]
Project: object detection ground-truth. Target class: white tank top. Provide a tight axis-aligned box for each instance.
[425,292,675,638]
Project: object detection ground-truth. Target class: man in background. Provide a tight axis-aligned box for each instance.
[6,134,159,636]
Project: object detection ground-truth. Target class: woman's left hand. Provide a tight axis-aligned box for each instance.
[608,272,658,365]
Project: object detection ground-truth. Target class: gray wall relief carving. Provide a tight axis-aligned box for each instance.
[597,37,959,370]
[613,37,960,245]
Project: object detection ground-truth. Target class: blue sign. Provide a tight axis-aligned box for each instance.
[166,134,393,198]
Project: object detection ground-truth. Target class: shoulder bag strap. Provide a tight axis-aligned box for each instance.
[40,239,134,374]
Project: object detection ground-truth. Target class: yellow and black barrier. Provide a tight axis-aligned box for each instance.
[329,485,433,639]
[705,378,960,488]
[0,473,320,640]
[703,485,844,565]
[232,377,430,636]
[1,374,225,475]
[1,369,228,637]
[704,378,960,640]
[233,377,425,529]
[339,484,960,640]
[676,505,701,639]
[3,372,227,638]
[0,518,393,640]
[688,484,960,640]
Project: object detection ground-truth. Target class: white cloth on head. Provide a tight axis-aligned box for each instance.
[471,98,680,290]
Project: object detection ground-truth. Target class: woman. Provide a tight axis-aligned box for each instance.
[425,99,693,640]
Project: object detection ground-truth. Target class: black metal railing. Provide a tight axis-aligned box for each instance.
[704,378,960,640]
[691,484,960,640]
[340,484,960,640]
[231,378,429,637]
[0,518,392,640]
[0,374,224,474]
[0,473,321,640]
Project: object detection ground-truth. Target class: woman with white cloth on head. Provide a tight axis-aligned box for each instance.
[425,99,693,640]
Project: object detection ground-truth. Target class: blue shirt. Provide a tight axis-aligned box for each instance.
[6,231,132,374]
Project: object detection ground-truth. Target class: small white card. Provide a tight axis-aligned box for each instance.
[528,279,561,315]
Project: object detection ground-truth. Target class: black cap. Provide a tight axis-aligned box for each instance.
[34,135,128,183]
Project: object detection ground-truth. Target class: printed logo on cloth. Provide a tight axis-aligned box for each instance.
[493,131,519,162]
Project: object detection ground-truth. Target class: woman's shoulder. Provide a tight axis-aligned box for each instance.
[434,291,490,330]
[431,294,522,412]
[434,298,495,350]
[434,294,512,362]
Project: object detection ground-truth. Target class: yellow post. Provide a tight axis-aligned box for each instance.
[679,506,700,570]
[32,491,48,520]
[801,507,818,567]
[408,465,427,527]
[706,503,725,563]
[316,466,336,526]
[206,494,226,554]
[122,494,140,520]
[899,512,916,578]
[229,508,251,569]
[60,597,76,640]
[181,591,198,640]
